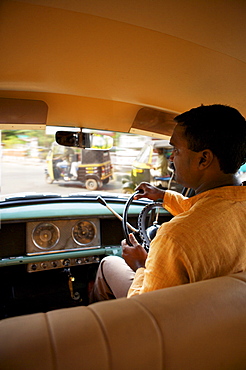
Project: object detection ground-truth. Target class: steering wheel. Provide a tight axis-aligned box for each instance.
[138,202,163,250]
[122,191,139,246]
[122,191,162,250]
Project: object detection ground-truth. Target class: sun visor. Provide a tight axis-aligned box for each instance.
[0,98,48,129]
[129,107,178,139]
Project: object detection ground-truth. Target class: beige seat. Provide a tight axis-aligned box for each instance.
[1,272,246,370]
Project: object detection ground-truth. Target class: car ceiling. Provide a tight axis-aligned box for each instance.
[0,0,245,137]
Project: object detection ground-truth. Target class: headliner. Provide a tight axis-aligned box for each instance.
[0,0,245,135]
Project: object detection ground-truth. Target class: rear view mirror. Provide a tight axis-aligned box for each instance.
[55,131,113,149]
[55,131,91,148]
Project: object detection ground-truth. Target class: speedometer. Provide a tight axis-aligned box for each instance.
[32,223,60,250]
[72,220,96,245]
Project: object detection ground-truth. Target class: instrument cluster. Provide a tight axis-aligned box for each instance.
[26,218,101,272]
[27,218,100,254]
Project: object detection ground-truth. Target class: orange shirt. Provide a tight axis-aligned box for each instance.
[127,186,246,297]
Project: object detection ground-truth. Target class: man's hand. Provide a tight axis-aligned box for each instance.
[134,182,165,201]
[121,233,148,272]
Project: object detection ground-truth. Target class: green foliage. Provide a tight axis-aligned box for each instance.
[1,129,54,149]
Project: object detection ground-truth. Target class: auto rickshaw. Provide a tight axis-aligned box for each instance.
[122,139,181,193]
[45,142,113,191]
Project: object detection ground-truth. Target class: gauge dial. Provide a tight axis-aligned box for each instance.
[32,223,60,250]
[72,220,96,245]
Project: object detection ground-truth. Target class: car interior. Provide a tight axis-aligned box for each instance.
[0,1,246,369]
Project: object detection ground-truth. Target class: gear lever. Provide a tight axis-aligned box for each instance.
[97,196,138,233]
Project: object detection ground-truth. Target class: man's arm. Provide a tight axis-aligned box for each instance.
[124,228,192,298]
[134,182,187,216]
[134,182,165,201]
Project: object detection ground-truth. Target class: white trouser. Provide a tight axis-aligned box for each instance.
[90,256,135,302]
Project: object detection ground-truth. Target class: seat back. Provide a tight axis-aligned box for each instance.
[1,272,246,370]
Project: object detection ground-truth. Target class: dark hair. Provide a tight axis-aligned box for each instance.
[174,104,246,174]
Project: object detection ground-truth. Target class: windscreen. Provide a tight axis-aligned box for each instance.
[0,127,184,199]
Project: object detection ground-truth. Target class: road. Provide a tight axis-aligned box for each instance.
[1,160,123,197]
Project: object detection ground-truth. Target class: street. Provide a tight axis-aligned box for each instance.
[1,160,123,197]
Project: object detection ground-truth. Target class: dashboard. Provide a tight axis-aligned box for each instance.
[0,194,173,318]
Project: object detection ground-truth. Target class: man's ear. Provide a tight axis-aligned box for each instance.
[198,150,214,169]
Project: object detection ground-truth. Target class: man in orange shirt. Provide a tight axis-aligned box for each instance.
[91,104,246,302]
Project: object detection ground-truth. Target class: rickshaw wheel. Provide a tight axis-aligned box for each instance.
[122,187,134,194]
[85,178,98,191]
[46,174,54,184]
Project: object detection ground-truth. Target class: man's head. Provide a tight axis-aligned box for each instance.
[174,104,246,174]
[155,148,164,155]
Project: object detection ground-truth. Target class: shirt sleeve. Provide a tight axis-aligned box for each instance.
[163,191,188,216]
[127,268,145,297]
[127,225,193,298]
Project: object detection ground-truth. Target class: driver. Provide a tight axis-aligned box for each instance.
[90,104,246,302]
